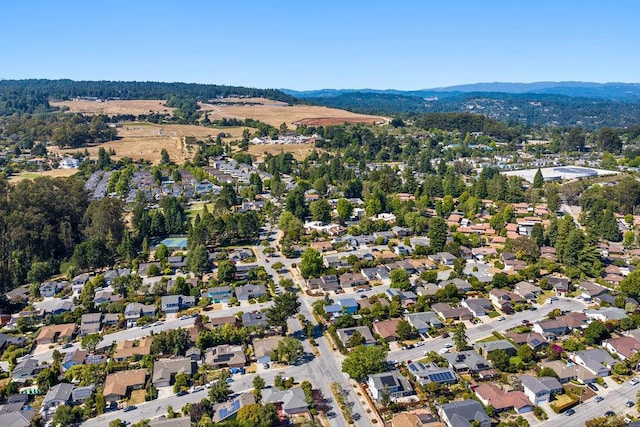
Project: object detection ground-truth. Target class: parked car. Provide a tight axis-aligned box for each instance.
[444,343,453,348]
[626,401,635,408]
[497,316,505,321]
[192,386,204,392]
[594,396,604,403]
[141,324,151,329]
[605,411,616,417]
[176,390,189,396]
[422,350,429,356]
[263,363,270,369]
[521,319,529,324]
[565,409,575,416]
[588,383,598,392]
[630,378,639,386]
[123,405,137,412]
[225,378,234,383]
[438,348,450,354]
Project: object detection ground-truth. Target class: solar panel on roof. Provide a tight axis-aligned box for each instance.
[380,375,397,387]
[231,399,240,411]
[218,407,228,418]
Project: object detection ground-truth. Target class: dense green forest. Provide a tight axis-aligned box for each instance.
[305,91,640,129]
[0,79,297,111]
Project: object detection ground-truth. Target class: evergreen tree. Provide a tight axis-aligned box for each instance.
[533,168,544,189]
[428,216,447,253]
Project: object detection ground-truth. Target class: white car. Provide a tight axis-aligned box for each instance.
[416,342,425,347]
[497,316,505,321]
[630,378,639,386]
[439,348,450,354]
[444,343,453,348]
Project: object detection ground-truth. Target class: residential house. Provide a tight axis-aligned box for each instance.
[36,323,76,345]
[124,302,156,327]
[367,371,415,401]
[71,385,95,404]
[390,412,439,427]
[113,336,153,361]
[261,387,309,415]
[429,252,457,266]
[519,375,562,405]
[556,312,589,330]
[208,315,240,329]
[603,336,640,360]
[539,360,596,384]
[62,349,87,371]
[234,284,266,301]
[471,247,497,261]
[11,358,46,383]
[461,298,493,318]
[253,336,281,364]
[160,295,195,313]
[39,281,60,298]
[443,351,493,375]
[439,400,491,427]
[37,298,73,315]
[80,312,103,336]
[373,319,401,342]
[103,368,147,402]
[242,311,268,328]
[406,312,443,334]
[504,332,548,351]
[432,303,473,321]
[439,278,472,293]
[385,288,418,306]
[336,326,377,348]
[167,256,187,269]
[570,349,618,377]
[474,383,533,413]
[361,267,391,284]
[205,345,246,369]
[203,286,233,304]
[546,276,569,296]
[186,347,202,362]
[407,362,457,386]
[514,281,542,301]
[533,319,569,339]
[307,275,341,292]
[489,289,523,314]
[0,410,36,427]
[94,289,120,305]
[211,393,256,423]
[41,382,74,413]
[585,307,628,322]
[474,340,517,357]
[415,283,439,297]
[339,272,368,288]
[578,281,608,302]
[153,357,197,388]
[336,298,359,314]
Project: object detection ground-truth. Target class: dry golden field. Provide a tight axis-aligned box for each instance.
[48,123,249,165]
[8,168,78,183]
[199,100,388,128]
[51,98,388,129]
[247,143,322,161]
[51,99,174,116]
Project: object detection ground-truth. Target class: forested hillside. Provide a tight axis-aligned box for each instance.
[0,79,298,116]
[304,91,640,129]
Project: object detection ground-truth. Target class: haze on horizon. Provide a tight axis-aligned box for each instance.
[1,0,638,91]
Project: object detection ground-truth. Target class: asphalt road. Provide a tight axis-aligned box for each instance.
[540,379,640,426]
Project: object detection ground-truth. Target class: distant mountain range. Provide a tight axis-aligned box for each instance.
[283,82,640,101]
[282,82,640,128]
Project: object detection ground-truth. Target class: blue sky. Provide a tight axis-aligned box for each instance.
[1,1,638,90]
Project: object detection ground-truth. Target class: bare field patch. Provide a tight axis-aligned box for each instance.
[8,168,78,183]
[48,123,251,165]
[199,101,388,128]
[51,99,174,116]
[247,143,321,161]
